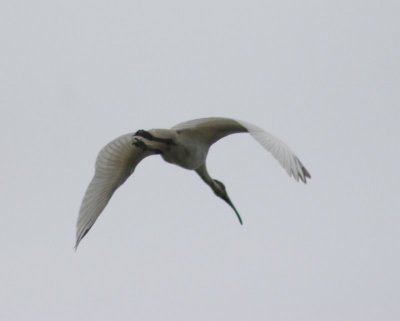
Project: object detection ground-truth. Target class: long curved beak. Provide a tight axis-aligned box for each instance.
[221,194,243,225]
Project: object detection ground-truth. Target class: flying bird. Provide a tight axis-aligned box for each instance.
[75,117,310,249]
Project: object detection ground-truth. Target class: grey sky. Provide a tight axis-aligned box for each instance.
[1,0,399,320]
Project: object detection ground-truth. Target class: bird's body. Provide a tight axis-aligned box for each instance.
[75,117,310,249]
[158,130,208,170]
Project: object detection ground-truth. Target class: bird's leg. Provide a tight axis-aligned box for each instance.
[134,130,176,146]
[134,130,154,140]
[132,137,147,150]
[132,137,162,154]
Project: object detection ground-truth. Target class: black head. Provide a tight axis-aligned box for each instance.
[213,179,243,225]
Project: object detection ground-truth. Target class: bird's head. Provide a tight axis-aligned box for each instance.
[213,179,243,225]
[213,179,227,197]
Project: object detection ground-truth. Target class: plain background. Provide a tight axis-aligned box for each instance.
[1,0,399,320]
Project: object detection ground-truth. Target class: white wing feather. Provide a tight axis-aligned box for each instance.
[235,119,310,183]
[75,133,151,249]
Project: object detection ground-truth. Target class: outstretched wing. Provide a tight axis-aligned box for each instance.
[75,133,153,249]
[237,119,311,183]
[173,117,311,183]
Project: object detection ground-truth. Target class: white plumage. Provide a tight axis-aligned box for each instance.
[76,117,310,249]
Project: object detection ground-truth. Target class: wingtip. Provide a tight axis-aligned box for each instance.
[302,166,311,184]
[74,227,90,251]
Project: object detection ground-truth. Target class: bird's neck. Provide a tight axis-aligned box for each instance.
[195,164,216,189]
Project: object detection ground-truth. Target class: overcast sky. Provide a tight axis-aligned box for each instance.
[1,0,399,320]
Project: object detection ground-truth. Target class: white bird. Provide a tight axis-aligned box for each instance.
[75,117,310,249]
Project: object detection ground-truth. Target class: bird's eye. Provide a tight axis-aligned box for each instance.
[214,180,225,190]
